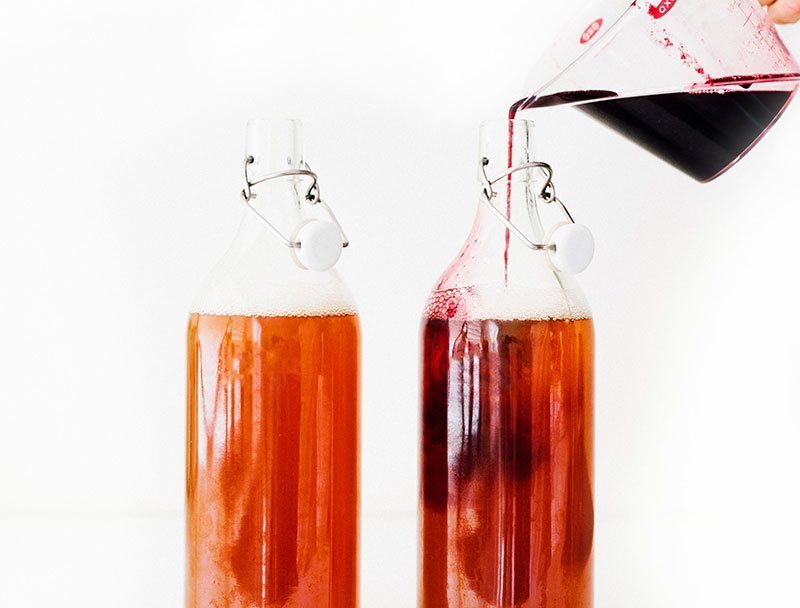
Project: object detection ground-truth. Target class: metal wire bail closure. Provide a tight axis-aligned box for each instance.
[479,157,594,274]
[240,155,350,271]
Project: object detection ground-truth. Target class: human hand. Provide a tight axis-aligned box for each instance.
[760,0,800,25]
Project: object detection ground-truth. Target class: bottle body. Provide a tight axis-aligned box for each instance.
[186,120,359,608]
[186,312,359,608]
[420,313,593,608]
[419,120,594,608]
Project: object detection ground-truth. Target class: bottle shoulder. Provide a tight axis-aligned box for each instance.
[425,252,591,323]
[424,281,591,323]
[425,211,591,322]
[191,247,357,317]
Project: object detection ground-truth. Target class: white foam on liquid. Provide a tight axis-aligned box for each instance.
[424,284,591,322]
[190,273,358,318]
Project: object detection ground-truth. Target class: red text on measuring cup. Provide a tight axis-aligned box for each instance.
[649,0,678,19]
[580,18,604,44]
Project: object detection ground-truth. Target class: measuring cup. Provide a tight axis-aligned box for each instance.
[515,0,800,181]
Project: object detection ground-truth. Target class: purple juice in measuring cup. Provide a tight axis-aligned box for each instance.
[515,0,800,181]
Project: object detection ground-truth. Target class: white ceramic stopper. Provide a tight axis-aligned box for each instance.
[546,222,595,275]
[293,219,343,271]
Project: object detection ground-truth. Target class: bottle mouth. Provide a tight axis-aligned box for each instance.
[246,118,305,174]
[478,117,536,130]
[477,118,536,183]
[246,117,302,128]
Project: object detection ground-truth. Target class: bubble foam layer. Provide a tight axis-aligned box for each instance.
[191,279,357,318]
[424,285,591,322]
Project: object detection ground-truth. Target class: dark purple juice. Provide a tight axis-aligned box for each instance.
[514,80,798,182]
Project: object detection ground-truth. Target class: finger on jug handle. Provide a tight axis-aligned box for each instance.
[769,0,800,24]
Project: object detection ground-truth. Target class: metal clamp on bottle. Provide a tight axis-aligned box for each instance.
[241,155,350,271]
[480,158,595,274]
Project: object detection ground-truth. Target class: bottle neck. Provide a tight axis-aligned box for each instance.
[192,118,356,315]
[232,119,307,255]
[430,118,586,318]
[471,119,546,251]
[235,183,305,252]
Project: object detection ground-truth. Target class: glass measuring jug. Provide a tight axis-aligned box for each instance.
[513,0,800,181]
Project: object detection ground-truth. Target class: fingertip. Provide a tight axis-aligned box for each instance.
[770,13,799,24]
[769,0,800,24]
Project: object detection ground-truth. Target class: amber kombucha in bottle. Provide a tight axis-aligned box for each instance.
[186,120,359,608]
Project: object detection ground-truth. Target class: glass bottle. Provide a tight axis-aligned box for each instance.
[419,119,594,608]
[186,119,359,608]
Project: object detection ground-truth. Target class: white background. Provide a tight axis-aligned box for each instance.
[2,1,800,606]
